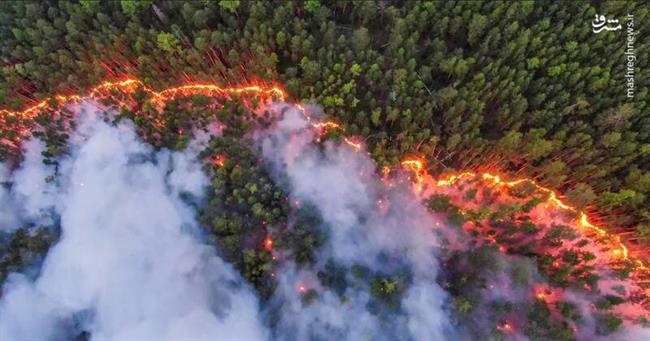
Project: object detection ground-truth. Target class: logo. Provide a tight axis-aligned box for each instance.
[592,14,622,33]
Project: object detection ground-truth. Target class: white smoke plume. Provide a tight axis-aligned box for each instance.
[0,162,21,231]
[0,138,58,231]
[0,103,268,340]
[256,104,453,340]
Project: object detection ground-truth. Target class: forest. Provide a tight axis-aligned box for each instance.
[1,0,648,251]
[0,1,648,340]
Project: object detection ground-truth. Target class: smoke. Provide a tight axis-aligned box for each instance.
[0,162,21,231]
[7,99,644,340]
[0,103,268,340]
[0,139,58,232]
[257,104,453,340]
[617,325,650,340]
[1,101,455,340]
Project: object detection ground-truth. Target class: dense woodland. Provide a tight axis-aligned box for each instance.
[1,0,648,251]
[0,1,649,339]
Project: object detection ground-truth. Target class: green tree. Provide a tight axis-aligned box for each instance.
[120,0,151,15]
[304,0,320,13]
[219,0,241,13]
[219,0,240,13]
[156,32,180,52]
[352,27,370,52]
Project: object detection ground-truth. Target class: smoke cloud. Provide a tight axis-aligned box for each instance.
[0,138,58,231]
[4,100,646,340]
[0,103,268,340]
[257,104,453,340]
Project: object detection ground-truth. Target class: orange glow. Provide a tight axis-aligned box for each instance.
[296,104,342,134]
[2,77,646,284]
[1,78,286,147]
[2,79,285,120]
[497,321,513,333]
[343,137,362,151]
[312,121,340,130]
[401,156,649,279]
[400,157,426,191]
[264,237,273,251]
[212,155,227,167]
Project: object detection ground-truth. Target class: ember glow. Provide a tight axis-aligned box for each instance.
[1,78,646,278]
[401,157,426,191]
[399,157,649,280]
[264,237,273,251]
[497,321,513,333]
[0,79,286,150]
[1,79,285,120]
[343,137,363,151]
[1,78,646,279]
[2,78,649,337]
[211,154,227,167]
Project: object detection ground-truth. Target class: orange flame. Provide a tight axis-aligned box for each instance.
[401,157,426,191]
[497,321,513,333]
[0,78,286,147]
[2,78,645,281]
[212,154,227,167]
[264,237,273,251]
[312,121,340,130]
[1,79,285,120]
[343,137,362,151]
[400,157,648,278]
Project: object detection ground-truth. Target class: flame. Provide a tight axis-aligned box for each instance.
[264,237,273,251]
[312,121,340,130]
[401,157,649,278]
[497,321,513,333]
[212,154,227,167]
[343,137,362,151]
[2,77,646,282]
[1,78,286,147]
[401,157,426,191]
[2,79,285,120]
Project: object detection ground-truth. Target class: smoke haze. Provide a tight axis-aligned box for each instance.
[0,103,268,340]
[3,101,642,340]
[257,104,453,340]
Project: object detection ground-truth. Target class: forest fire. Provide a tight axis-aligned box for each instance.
[3,2,649,339]
[211,154,227,167]
[1,79,285,120]
[1,77,647,305]
[400,157,426,191]
[496,321,513,333]
[343,137,362,151]
[398,157,649,281]
[0,78,286,149]
[311,121,340,130]
[264,237,273,251]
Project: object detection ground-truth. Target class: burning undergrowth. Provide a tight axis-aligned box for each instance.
[253,104,453,339]
[411,167,650,339]
[0,88,648,340]
[0,102,268,340]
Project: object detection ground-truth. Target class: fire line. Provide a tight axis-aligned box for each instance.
[1,78,646,281]
[400,157,649,278]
